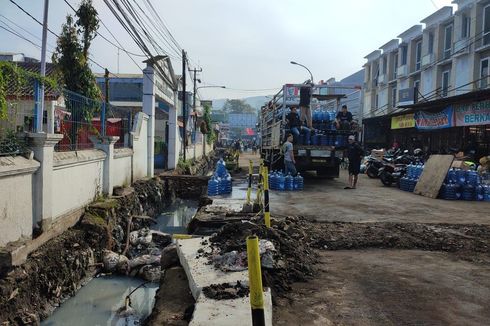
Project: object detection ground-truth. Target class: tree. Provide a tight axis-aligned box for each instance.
[222,99,256,114]
[52,0,100,100]
[202,104,216,145]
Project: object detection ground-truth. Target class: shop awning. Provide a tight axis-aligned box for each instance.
[398,88,490,110]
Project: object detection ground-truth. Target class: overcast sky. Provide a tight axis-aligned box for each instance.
[0,0,453,100]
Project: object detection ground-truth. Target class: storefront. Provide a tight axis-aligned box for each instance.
[394,89,490,159]
[362,115,391,149]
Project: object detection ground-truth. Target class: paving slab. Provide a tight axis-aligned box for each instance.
[190,288,273,326]
[176,237,248,299]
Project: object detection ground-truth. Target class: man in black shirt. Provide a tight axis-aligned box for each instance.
[286,106,311,145]
[336,105,353,130]
[345,135,363,189]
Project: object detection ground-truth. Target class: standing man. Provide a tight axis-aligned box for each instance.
[336,105,353,130]
[286,106,311,145]
[299,85,313,128]
[283,133,297,176]
[345,135,363,189]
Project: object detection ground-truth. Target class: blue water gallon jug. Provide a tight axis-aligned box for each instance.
[285,174,294,191]
[461,182,475,201]
[269,172,276,190]
[456,169,466,185]
[475,184,484,201]
[277,173,285,191]
[295,173,304,190]
[483,184,490,202]
[207,176,220,196]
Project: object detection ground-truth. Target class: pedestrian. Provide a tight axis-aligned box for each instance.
[299,85,313,128]
[282,132,297,176]
[345,135,363,189]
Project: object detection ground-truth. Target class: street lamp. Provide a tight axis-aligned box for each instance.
[196,85,226,90]
[290,61,314,84]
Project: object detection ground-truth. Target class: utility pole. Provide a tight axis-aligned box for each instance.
[103,68,109,136]
[36,0,49,132]
[182,50,187,161]
[189,67,202,160]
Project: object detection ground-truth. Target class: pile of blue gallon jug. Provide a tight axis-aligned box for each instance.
[439,168,490,201]
[268,171,304,191]
[400,164,490,202]
[207,159,232,196]
[399,163,425,192]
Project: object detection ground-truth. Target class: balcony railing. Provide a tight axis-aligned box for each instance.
[453,38,471,56]
[378,74,386,85]
[397,65,408,77]
[421,53,434,67]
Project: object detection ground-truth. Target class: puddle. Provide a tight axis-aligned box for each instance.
[41,275,158,326]
[152,198,198,234]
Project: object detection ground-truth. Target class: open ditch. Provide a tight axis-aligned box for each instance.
[0,174,208,326]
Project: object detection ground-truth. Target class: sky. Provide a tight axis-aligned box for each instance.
[0,0,454,100]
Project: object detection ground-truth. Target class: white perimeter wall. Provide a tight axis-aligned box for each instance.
[51,150,105,220]
[113,148,133,187]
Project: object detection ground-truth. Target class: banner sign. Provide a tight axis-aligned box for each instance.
[391,113,415,129]
[283,85,301,105]
[454,100,490,126]
[415,107,453,130]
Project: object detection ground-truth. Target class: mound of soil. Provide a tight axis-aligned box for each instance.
[202,281,249,300]
[209,216,316,297]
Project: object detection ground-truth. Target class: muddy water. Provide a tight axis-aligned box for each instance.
[152,198,198,234]
[42,200,198,325]
[41,275,158,326]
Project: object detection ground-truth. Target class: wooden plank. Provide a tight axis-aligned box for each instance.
[414,154,454,199]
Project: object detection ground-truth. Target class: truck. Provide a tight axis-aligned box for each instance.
[259,83,353,178]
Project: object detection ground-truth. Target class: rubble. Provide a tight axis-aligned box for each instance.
[202,281,250,300]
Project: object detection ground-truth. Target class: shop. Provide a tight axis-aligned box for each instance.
[362,115,391,150]
[390,89,490,160]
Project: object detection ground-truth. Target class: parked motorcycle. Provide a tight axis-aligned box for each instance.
[378,163,407,187]
[365,157,384,178]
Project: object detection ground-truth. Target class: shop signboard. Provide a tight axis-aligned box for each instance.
[454,100,490,126]
[414,107,453,130]
[391,113,415,129]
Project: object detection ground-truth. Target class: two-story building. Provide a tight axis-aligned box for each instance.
[362,1,490,157]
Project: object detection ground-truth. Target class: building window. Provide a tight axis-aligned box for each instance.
[414,80,420,103]
[392,87,397,108]
[382,56,387,75]
[375,94,379,109]
[480,58,489,88]
[428,33,434,54]
[401,46,408,65]
[442,70,450,97]
[484,5,490,46]
[444,24,453,59]
[393,53,398,79]
[462,14,470,39]
[415,40,422,71]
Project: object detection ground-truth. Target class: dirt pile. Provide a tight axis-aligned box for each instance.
[209,217,316,296]
[307,222,490,261]
[202,281,249,300]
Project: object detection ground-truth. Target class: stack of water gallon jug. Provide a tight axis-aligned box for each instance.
[268,171,304,191]
[399,163,425,192]
[207,159,232,196]
[439,168,490,201]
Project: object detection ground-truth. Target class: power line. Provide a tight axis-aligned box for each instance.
[0,25,45,50]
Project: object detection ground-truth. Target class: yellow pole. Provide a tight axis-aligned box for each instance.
[255,161,264,207]
[246,236,265,326]
[246,159,253,204]
[263,166,270,228]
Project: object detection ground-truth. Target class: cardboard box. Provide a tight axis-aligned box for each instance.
[451,160,469,170]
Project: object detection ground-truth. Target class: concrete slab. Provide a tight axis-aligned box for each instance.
[176,237,248,299]
[202,198,244,214]
[190,288,273,326]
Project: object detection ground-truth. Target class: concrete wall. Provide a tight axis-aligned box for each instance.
[132,112,149,180]
[0,156,39,246]
[52,150,105,220]
[113,148,133,187]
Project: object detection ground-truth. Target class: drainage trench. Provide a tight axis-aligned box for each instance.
[41,198,198,326]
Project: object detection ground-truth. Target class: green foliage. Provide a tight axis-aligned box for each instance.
[203,104,216,145]
[178,158,193,171]
[222,99,256,114]
[76,0,99,58]
[52,1,100,102]
[0,61,57,121]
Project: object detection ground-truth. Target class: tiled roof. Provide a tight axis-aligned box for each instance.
[4,62,61,101]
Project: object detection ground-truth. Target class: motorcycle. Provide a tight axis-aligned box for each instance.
[378,163,407,187]
[365,157,385,178]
